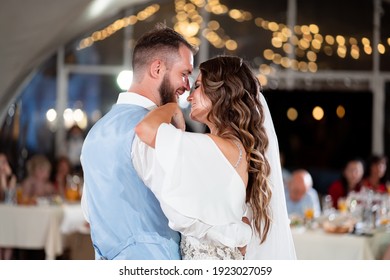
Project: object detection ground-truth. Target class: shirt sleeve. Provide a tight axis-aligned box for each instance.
[133,123,252,247]
[154,123,246,224]
[161,201,252,248]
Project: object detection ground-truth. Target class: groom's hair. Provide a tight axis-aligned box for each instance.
[132,23,197,80]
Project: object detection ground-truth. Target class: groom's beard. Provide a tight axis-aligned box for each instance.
[159,74,176,105]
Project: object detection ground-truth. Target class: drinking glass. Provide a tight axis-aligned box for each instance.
[322,195,333,215]
[304,207,315,228]
[338,197,348,213]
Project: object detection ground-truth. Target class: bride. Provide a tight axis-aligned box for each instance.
[135,55,296,260]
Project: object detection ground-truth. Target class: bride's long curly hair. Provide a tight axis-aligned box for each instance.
[199,55,271,243]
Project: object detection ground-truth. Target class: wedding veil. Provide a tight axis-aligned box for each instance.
[245,93,297,259]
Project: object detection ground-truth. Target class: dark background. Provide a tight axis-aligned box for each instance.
[263,89,374,194]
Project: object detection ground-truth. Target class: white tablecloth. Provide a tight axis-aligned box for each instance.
[0,203,64,260]
[0,202,89,260]
[292,226,390,260]
[61,203,89,235]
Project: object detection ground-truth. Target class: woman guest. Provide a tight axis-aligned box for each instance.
[52,155,73,199]
[20,154,54,204]
[361,154,388,193]
[327,157,365,209]
[0,153,17,203]
[0,153,17,260]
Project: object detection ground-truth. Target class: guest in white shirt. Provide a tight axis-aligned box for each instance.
[285,169,321,218]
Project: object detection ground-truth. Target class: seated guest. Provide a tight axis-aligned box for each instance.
[361,154,388,193]
[328,157,365,209]
[285,169,321,218]
[20,154,54,204]
[0,153,17,203]
[0,153,17,260]
[51,155,73,199]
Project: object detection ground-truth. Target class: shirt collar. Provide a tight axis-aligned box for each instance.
[116,92,157,110]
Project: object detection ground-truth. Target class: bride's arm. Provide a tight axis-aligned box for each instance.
[135,103,185,148]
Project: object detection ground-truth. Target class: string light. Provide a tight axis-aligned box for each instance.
[77,4,160,50]
[336,105,346,119]
[287,107,298,121]
[76,0,389,84]
[312,106,324,121]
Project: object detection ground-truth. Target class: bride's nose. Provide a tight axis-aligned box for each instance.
[187,94,193,102]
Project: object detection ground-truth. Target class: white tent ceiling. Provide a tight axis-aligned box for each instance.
[0,0,150,120]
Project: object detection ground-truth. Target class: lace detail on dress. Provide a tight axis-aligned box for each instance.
[180,236,244,260]
[232,140,243,169]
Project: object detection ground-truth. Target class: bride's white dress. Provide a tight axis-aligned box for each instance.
[151,123,250,260]
[139,93,296,260]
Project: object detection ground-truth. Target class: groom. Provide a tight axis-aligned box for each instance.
[80,23,196,260]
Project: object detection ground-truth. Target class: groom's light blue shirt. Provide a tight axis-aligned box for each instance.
[81,92,180,260]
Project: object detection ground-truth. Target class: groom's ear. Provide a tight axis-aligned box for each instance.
[150,59,164,79]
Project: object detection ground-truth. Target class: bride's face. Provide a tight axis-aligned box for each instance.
[187,73,212,124]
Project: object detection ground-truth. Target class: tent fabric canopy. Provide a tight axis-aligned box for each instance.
[0,0,149,121]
